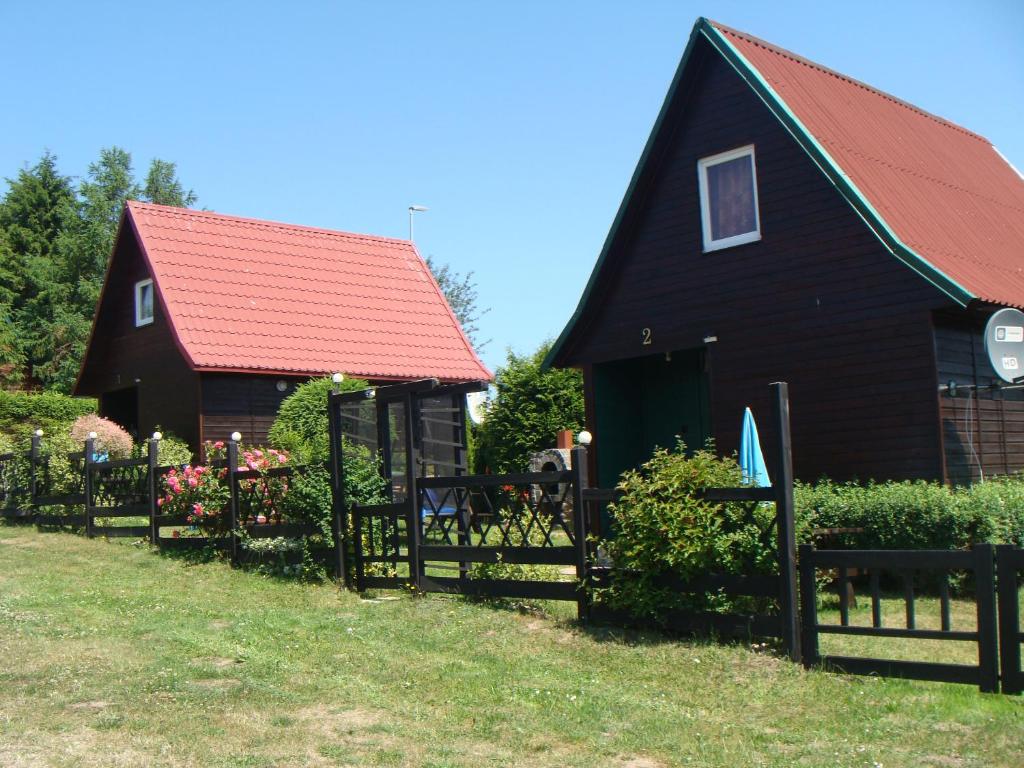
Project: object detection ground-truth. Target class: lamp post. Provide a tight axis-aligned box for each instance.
[408,205,428,241]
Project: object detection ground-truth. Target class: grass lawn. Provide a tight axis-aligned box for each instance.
[0,524,1021,768]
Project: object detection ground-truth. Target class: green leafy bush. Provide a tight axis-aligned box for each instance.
[153,432,193,467]
[0,390,95,440]
[596,442,780,620]
[268,376,370,463]
[473,342,583,474]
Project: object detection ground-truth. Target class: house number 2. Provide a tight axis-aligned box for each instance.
[642,327,652,345]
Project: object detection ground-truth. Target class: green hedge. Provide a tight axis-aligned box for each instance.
[0,390,96,440]
[795,478,1024,550]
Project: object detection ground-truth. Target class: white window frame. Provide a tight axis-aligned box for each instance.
[134,278,154,327]
[697,144,761,252]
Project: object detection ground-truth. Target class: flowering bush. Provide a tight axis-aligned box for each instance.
[70,414,134,459]
[159,463,230,534]
[237,446,290,525]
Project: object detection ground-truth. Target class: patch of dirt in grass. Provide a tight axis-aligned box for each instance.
[617,757,666,768]
[208,619,232,630]
[197,656,239,669]
[68,700,112,710]
[190,677,241,690]
[922,756,966,767]
[296,704,386,736]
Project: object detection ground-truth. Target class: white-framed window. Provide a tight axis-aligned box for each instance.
[697,144,761,252]
[134,278,154,327]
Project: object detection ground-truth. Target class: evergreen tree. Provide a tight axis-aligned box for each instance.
[473,341,583,473]
[143,159,196,208]
[0,152,75,385]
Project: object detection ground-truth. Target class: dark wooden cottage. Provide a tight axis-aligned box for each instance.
[74,201,491,451]
[546,18,1024,486]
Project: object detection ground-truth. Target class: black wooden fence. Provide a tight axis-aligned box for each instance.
[997,545,1024,695]
[1,433,331,568]
[799,543,1001,692]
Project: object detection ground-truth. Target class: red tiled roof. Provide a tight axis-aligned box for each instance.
[710,20,1024,308]
[125,201,492,381]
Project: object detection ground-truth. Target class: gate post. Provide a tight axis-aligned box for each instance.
[974,543,999,693]
[798,543,819,669]
[227,436,240,565]
[570,443,591,622]
[997,545,1022,695]
[83,436,96,538]
[771,381,800,663]
[147,433,161,544]
[327,392,351,587]
[404,393,423,592]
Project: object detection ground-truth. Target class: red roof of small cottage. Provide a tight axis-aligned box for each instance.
[121,201,491,382]
[710,21,1024,308]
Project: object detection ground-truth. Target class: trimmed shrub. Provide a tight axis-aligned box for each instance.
[153,432,193,467]
[794,478,1024,550]
[268,376,371,463]
[70,415,134,459]
[0,390,95,439]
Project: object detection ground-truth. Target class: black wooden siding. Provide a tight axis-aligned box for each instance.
[200,373,303,448]
[76,232,200,448]
[558,38,959,482]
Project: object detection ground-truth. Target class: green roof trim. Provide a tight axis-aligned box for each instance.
[544,17,975,371]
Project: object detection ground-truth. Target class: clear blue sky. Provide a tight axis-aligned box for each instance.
[2,1,1021,375]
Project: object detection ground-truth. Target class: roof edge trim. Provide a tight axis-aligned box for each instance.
[703,21,975,307]
[542,18,709,371]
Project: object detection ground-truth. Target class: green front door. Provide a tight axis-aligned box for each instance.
[593,348,711,489]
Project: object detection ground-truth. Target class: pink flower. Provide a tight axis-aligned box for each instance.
[213,441,224,449]
[277,454,287,463]
[256,514,267,524]
[253,449,263,459]
[188,477,198,488]
[193,503,204,516]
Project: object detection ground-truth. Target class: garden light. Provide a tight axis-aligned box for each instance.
[88,431,98,440]
[332,372,344,384]
[231,432,242,443]
[34,428,43,437]
[577,430,592,446]
[152,432,162,441]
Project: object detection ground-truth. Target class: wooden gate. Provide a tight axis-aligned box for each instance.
[332,378,591,616]
[799,544,1000,692]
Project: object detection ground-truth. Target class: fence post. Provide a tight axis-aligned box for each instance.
[997,545,1022,695]
[83,435,96,538]
[147,433,161,544]
[326,391,350,587]
[570,442,590,622]
[771,381,800,663]
[227,435,240,565]
[974,543,999,693]
[798,543,819,669]
[29,430,41,511]
[404,393,423,592]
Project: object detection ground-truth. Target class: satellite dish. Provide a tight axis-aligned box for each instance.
[466,390,488,425]
[984,307,1024,383]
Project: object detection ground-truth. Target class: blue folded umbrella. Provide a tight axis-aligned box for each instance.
[739,407,770,487]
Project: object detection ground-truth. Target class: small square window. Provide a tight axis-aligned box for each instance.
[134,279,154,327]
[697,145,761,252]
